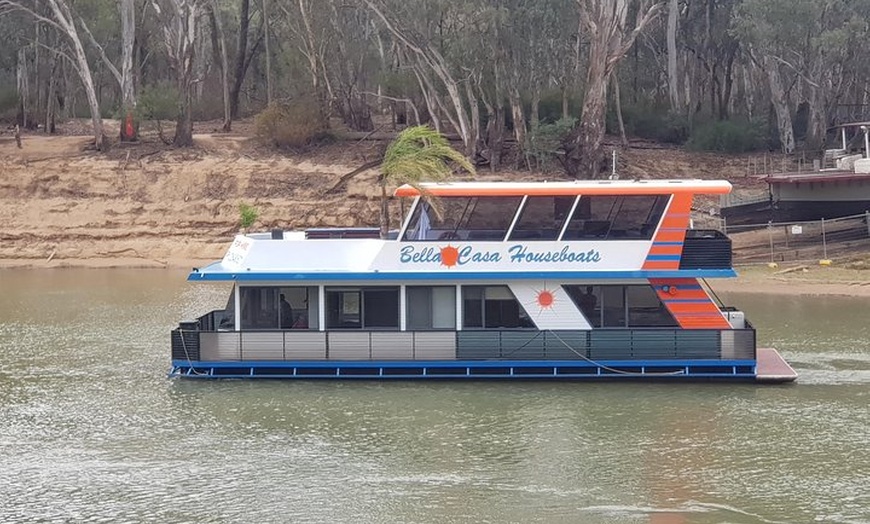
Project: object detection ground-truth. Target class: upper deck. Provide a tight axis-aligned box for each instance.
[190,180,735,281]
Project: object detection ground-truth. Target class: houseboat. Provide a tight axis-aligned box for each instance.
[171,180,796,382]
[722,122,870,224]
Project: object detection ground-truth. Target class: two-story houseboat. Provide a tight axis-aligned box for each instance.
[171,180,796,382]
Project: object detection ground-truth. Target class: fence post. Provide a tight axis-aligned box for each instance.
[821,217,828,261]
[866,210,870,238]
[768,221,775,264]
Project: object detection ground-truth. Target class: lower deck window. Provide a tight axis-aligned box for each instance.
[565,284,677,328]
[462,286,534,329]
[406,286,456,329]
[239,286,319,330]
[326,287,399,329]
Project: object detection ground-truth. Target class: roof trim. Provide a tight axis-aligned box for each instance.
[188,268,737,281]
[393,180,732,197]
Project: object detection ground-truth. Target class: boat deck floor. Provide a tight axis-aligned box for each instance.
[756,347,798,383]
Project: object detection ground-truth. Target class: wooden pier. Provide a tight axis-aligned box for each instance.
[756,347,798,383]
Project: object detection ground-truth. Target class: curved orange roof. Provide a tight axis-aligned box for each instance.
[394,180,732,197]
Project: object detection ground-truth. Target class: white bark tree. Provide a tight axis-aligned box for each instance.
[80,0,137,141]
[1,0,106,149]
[150,0,202,147]
[564,0,663,178]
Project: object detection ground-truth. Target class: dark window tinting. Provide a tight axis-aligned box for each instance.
[565,284,677,328]
[326,287,399,329]
[462,286,534,329]
[508,196,576,241]
[401,197,522,241]
[240,286,280,329]
[563,195,669,240]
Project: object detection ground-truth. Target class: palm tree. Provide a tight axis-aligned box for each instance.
[378,125,475,238]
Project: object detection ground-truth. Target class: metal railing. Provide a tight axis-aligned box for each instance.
[172,326,756,364]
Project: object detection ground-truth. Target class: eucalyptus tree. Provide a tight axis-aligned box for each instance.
[563,0,663,178]
[0,0,106,149]
[363,0,478,156]
[734,0,870,152]
[79,0,138,141]
[149,0,203,146]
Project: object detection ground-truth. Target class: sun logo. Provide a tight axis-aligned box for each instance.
[536,289,555,309]
[439,245,460,268]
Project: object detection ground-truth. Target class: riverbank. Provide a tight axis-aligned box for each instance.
[713,262,870,297]
[2,121,869,296]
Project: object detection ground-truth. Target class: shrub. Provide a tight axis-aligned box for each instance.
[526,117,577,170]
[609,104,689,144]
[239,203,259,230]
[687,119,765,153]
[138,84,179,121]
[255,96,328,149]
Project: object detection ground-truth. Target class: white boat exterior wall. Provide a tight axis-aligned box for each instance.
[508,282,591,330]
[221,236,653,274]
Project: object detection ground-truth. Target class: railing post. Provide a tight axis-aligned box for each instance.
[865,210,870,238]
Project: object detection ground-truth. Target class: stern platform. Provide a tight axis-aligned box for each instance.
[755,348,798,383]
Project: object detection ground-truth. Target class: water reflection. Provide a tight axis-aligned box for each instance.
[0,270,868,523]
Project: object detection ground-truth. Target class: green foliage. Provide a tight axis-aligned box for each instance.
[526,117,576,170]
[687,119,766,153]
[238,203,259,230]
[138,84,179,121]
[536,90,581,124]
[381,125,476,187]
[0,88,18,123]
[255,97,328,149]
[609,104,689,144]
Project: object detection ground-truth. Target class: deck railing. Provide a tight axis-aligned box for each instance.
[172,320,756,363]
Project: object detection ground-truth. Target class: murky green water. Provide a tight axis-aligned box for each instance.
[1,269,868,523]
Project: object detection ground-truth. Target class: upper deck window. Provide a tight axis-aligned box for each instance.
[563,195,669,240]
[508,196,575,241]
[402,196,522,241]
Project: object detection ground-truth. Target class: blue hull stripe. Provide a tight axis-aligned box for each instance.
[169,358,757,380]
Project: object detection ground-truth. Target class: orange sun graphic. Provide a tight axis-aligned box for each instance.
[536,289,555,309]
[440,245,460,268]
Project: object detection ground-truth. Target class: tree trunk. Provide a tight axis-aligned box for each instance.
[230,0,250,118]
[209,2,232,131]
[16,48,27,129]
[119,0,137,141]
[46,0,104,150]
[564,0,662,178]
[764,55,795,154]
[666,0,681,112]
[567,70,609,178]
[509,84,526,150]
[612,71,628,147]
[262,0,272,105]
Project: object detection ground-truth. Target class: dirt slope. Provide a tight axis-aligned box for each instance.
[0,123,767,269]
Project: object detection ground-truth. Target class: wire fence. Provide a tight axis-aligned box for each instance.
[716,212,870,265]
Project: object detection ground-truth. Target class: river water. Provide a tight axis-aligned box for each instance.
[0,269,867,524]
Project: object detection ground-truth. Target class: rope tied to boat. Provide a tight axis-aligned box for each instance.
[546,330,686,376]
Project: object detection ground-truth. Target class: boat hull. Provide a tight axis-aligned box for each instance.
[169,358,763,381]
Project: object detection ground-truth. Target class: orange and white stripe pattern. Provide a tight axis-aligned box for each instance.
[649,278,730,329]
